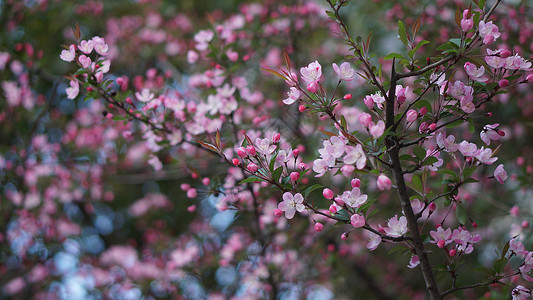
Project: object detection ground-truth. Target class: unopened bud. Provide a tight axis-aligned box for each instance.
[351,178,361,188]
[498,79,509,88]
[449,249,457,256]
[232,158,240,166]
[323,188,334,200]
[247,163,259,173]
[315,223,324,232]
[329,204,337,214]
[292,149,300,157]
[274,209,283,218]
[237,147,247,158]
[341,232,348,240]
[298,105,306,112]
[272,133,281,143]
[290,172,300,182]
[298,162,307,170]
[246,145,256,156]
[343,94,352,100]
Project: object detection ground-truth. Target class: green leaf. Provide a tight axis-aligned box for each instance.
[239,176,264,184]
[501,239,511,259]
[384,53,405,60]
[400,154,418,163]
[304,184,323,198]
[493,257,508,274]
[335,209,350,221]
[408,40,429,58]
[272,166,283,183]
[446,119,464,128]
[413,146,426,161]
[398,20,408,45]
[463,178,479,184]
[421,156,438,166]
[455,204,467,225]
[297,169,310,183]
[463,166,477,179]
[357,198,376,214]
[411,175,423,192]
[281,176,291,185]
[269,153,278,173]
[325,10,336,21]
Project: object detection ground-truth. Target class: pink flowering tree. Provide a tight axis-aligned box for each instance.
[1,0,532,299]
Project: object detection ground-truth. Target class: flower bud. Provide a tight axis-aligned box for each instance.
[292,149,300,158]
[237,147,247,158]
[274,209,283,218]
[247,163,258,173]
[341,232,349,240]
[298,162,307,170]
[180,183,191,191]
[343,94,352,100]
[298,105,306,112]
[290,172,300,182]
[351,178,361,188]
[272,133,281,143]
[187,188,197,198]
[307,81,319,93]
[522,220,529,228]
[323,188,334,200]
[498,79,509,87]
[187,205,196,212]
[449,249,457,256]
[246,145,256,156]
[329,204,338,214]
[377,174,392,190]
[527,74,533,83]
[406,109,418,123]
[437,240,445,248]
[232,158,240,166]
[419,122,429,133]
[358,113,372,127]
[499,49,511,58]
[202,177,210,186]
[420,107,428,116]
[428,202,437,212]
[429,123,437,131]
[315,223,324,232]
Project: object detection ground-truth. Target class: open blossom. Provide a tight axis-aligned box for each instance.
[255,137,276,155]
[369,120,385,138]
[384,215,408,237]
[367,232,381,251]
[336,187,367,208]
[332,62,354,81]
[60,45,76,62]
[350,214,365,228]
[300,60,322,83]
[92,36,109,55]
[135,88,154,102]
[436,132,459,152]
[278,192,305,219]
[343,144,366,170]
[505,54,532,70]
[494,164,508,184]
[464,62,488,82]
[480,123,501,145]
[78,55,92,69]
[519,252,533,282]
[475,147,497,165]
[478,21,501,45]
[485,48,506,69]
[430,227,452,248]
[66,80,79,99]
[408,255,420,269]
[459,141,477,157]
[452,228,481,254]
[320,136,346,159]
[364,92,385,110]
[283,87,300,105]
[78,40,94,54]
[512,285,532,300]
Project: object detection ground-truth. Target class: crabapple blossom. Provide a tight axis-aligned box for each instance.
[369,120,385,138]
[512,285,532,300]
[436,132,459,152]
[299,60,322,83]
[78,39,94,54]
[408,255,420,269]
[406,109,418,123]
[336,187,367,208]
[247,163,258,173]
[485,49,506,68]
[91,36,108,55]
[358,113,372,127]
[481,124,501,145]
[494,164,508,184]
[65,80,79,99]
[475,147,498,165]
[60,45,76,62]
[332,62,354,81]
[278,192,305,219]
[322,188,334,200]
[343,144,366,170]
[314,223,324,232]
[350,214,365,228]
[367,232,381,251]
[384,215,408,237]
[430,227,452,248]
[283,87,300,105]
[78,55,92,68]
[364,92,385,110]
[464,62,488,82]
[135,88,155,102]
[255,138,276,155]
[478,21,501,45]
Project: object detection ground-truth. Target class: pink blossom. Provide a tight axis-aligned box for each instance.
[505,54,532,70]
[377,174,392,190]
[336,187,367,208]
[411,199,424,215]
[78,40,94,54]
[461,18,473,32]
[430,226,452,247]
[283,87,300,105]
[519,252,533,282]
[478,21,501,45]
[480,123,501,145]
[436,132,459,152]
[290,172,299,181]
[343,144,366,170]
[60,45,76,62]
[351,178,361,188]
[512,285,532,300]
[278,192,305,219]
[332,62,354,81]
[464,62,488,82]
[494,164,507,184]
[384,215,408,237]
[408,255,420,268]
[255,138,276,155]
[247,162,258,173]
[322,136,346,159]
[92,36,109,55]
[370,120,386,138]
[485,49,505,69]
[306,80,319,93]
[187,50,199,63]
[459,141,478,157]
[194,29,214,51]
[135,89,155,102]
[509,238,527,257]
[315,222,324,232]
[300,60,322,83]
[323,188,334,199]
[364,92,385,110]
[66,80,79,100]
[350,214,365,228]
[367,232,381,251]
[78,55,92,69]
[475,147,497,165]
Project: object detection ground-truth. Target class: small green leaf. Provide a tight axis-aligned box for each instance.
[421,156,438,166]
[272,166,283,183]
[455,204,467,225]
[463,166,477,179]
[493,257,508,274]
[325,10,336,20]
[384,53,405,60]
[408,40,429,58]
[501,239,511,259]
[411,175,423,192]
[398,20,408,45]
[239,176,264,184]
[413,146,426,161]
[304,184,323,198]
